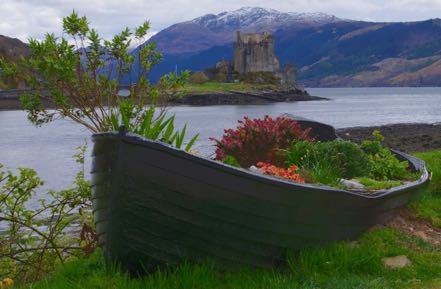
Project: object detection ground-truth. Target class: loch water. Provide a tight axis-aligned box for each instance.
[1,87,441,204]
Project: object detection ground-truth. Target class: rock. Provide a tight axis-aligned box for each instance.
[348,241,360,248]
[341,179,365,190]
[338,123,441,154]
[415,231,430,241]
[382,255,412,269]
[249,166,260,173]
[188,149,200,156]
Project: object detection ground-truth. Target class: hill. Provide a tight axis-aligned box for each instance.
[0,35,29,89]
[0,35,29,62]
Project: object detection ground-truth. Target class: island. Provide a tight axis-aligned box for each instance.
[172,31,324,105]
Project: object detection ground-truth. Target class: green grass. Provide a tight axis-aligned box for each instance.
[181,82,276,94]
[15,150,441,289]
[17,229,441,289]
[356,177,403,190]
[410,150,441,227]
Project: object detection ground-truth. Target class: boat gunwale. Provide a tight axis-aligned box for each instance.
[91,131,430,200]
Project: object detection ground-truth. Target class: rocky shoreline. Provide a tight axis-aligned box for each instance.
[338,123,441,153]
[172,89,327,105]
[0,89,325,110]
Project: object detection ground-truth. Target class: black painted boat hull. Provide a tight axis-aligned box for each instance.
[91,121,429,272]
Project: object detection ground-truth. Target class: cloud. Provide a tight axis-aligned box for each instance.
[1,0,441,42]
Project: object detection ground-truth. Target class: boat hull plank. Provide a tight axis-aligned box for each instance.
[91,121,429,272]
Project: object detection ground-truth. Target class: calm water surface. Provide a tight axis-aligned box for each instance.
[1,87,441,203]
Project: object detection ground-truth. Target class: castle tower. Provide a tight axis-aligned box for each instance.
[233,31,280,74]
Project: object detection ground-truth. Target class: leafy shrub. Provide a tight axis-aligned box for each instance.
[317,141,370,179]
[0,58,20,89]
[223,155,241,168]
[285,141,344,186]
[285,140,369,180]
[284,140,314,168]
[214,72,227,82]
[360,130,384,155]
[365,151,410,180]
[361,131,411,180]
[212,116,312,167]
[284,134,414,187]
[0,146,93,283]
[189,72,209,84]
[111,103,198,151]
[239,71,279,85]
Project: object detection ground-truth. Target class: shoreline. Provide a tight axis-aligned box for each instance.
[0,98,54,111]
[0,90,327,110]
[337,123,441,153]
[173,90,327,105]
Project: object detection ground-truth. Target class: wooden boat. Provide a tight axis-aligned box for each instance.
[91,120,429,273]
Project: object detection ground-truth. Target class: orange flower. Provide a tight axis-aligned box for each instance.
[256,162,305,183]
[1,278,14,288]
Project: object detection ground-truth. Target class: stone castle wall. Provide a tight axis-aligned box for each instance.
[234,31,280,74]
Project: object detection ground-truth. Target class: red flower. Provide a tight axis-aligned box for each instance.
[211,116,312,167]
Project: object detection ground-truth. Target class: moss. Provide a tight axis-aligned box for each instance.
[356,177,403,190]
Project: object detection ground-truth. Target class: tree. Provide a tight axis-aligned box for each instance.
[0,11,197,150]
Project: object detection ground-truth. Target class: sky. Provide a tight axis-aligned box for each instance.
[1,0,441,42]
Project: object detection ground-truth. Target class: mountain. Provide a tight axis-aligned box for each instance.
[276,19,441,86]
[191,7,340,32]
[0,35,29,88]
[150,7,342,55]
[146,7,441,87]
[0,35,29,62]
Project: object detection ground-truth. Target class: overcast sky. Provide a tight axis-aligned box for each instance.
[1,0,441,42]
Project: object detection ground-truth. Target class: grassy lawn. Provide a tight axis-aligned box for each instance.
[411,150,441,227]
[181,82,276,94]
[16,150,441,289]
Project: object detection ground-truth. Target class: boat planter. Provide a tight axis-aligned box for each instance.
[91,120,429,273]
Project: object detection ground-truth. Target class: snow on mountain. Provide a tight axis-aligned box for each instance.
[148,6,345,54]
[190,7,342,32]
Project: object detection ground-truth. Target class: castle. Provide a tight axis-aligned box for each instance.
[233,31,296,85]
[234,31,280,74]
